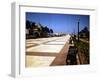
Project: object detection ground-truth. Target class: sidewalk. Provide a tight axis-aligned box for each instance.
[26,35,70,67]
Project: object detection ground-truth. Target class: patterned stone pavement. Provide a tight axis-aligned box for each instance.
[26,35,70,67]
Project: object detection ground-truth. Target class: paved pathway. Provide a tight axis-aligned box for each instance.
[26,35,71,67]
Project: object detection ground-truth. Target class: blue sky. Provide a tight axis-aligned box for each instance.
[26,12,89,34]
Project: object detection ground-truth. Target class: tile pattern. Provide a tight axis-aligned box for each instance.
[26,35,70,67]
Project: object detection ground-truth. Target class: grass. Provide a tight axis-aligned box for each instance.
[74,40,89,64]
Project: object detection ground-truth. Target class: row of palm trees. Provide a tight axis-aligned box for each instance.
[26,20,53,39]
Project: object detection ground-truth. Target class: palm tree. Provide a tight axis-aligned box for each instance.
[26,20,31,29]
[44,26,50,33]
[79,26,89,39]
[50,29,53,33]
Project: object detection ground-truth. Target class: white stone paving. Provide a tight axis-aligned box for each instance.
[45,41,66,45]
[26,44,64,53]
[26,56,55,67]
[26,35,71,67]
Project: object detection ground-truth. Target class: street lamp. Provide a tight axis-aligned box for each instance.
[77,18,80,42]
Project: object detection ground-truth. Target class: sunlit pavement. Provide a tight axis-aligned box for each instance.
[26,34,71,67]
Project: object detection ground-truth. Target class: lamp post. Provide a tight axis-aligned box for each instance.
[77,18,80,42]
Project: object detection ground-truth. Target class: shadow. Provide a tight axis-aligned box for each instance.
[7,74,15,78]
[66,46,78,65]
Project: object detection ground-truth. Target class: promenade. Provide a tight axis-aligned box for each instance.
[26,35,70,67]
